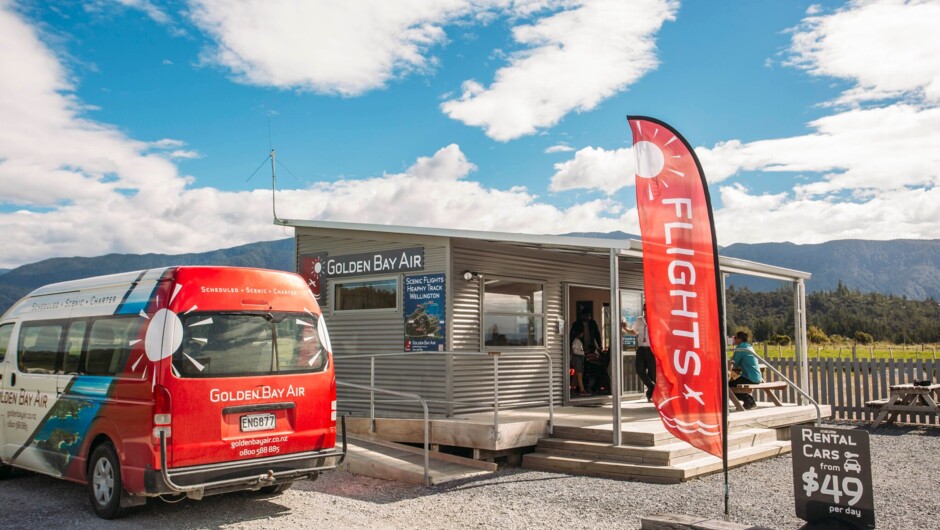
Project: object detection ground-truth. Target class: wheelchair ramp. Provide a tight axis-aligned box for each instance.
[343,435,497,485]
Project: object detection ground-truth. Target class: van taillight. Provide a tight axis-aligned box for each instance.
[153,384,172,442]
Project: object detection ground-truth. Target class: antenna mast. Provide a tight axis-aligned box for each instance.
[270,148,285,224]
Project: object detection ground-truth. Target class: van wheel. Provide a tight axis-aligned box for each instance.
[87,443,126,519]
[257,482,293,495]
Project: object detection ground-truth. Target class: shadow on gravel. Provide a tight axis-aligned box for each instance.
[0,472,296,529]
[294,472,429,504]
[294,467,578,505]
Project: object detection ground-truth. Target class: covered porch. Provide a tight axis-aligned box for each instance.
[344,398,830,483]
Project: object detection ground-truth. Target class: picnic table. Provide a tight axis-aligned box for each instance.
[866,383,940,429]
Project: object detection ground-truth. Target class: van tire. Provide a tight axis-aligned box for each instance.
[87,443,126,519]
[257,482,293,495]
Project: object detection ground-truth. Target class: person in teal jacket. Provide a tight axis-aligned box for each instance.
[729,331,762,409]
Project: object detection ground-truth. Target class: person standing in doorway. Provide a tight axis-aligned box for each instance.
[570,311,602,355]
[571,329,590,396]
[625,305,655,402]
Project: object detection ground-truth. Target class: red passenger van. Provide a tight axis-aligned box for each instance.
[0,266,345,518]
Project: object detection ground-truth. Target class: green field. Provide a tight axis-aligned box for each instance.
[750,343,940,360]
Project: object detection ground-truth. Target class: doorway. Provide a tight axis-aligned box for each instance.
[565,285,611,402]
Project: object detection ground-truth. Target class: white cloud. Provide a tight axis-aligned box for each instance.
[545,143,574,153]
[787,0,940,105]
[548,146,633,195]
[442,0,677,140]
[186,1,676,139]
[275,144,638,236]
[695,104,940,196]
[113,0,171,24]
[187,0,477,96]
[715,184,940,244]
[548,1,940,244]
[0,3,638,269]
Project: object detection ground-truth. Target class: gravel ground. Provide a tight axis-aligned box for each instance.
[1,422,937,529]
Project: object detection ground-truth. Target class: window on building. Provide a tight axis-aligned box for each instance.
[483,278,544,347]
[333,277,398,312]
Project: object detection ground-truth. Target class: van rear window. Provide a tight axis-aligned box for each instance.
[172,312,328,378]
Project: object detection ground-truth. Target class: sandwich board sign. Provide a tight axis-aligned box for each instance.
[791,425,875,529]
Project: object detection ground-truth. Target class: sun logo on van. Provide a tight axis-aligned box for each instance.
[127,284,187,378]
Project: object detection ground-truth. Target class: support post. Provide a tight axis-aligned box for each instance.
[610,249,622,446]
[796,279,810,400]
[370,356,376,432]
[490,351,501,441]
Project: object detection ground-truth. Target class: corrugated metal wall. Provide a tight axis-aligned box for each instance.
[450,239,643,413]
[295,228,646,418]
[295,229,451,416]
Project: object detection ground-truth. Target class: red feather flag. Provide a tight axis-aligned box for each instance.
[628,116,727,458]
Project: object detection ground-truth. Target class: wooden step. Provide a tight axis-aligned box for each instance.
[522,439,791,483]
[533,428,779,466]
[343,436,496,485]
[551,404,824,447]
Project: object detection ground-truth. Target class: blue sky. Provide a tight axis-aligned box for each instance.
[1,0,938,268]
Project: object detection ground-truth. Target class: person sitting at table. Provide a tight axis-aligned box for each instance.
[729,331,762,410]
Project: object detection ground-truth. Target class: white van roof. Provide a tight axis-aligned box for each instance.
[27,267,171,297]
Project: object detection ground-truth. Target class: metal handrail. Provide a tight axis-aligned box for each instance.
[338,350,554,439]
[336,380,431,486]
[750,350,822,427]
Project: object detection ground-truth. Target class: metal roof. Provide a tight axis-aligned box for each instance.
[281,218,811,282]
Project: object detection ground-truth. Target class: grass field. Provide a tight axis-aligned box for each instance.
[751,342,940,360]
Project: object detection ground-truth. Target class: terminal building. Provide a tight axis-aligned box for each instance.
[281,219,812,419]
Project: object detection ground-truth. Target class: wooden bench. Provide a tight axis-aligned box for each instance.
[729,381,788,411]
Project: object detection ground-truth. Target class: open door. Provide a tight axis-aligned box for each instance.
[619,290,645,395]
[564,284,611,403]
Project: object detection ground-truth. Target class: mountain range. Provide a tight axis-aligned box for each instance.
[568,232,940,300]
[1,234,938,316]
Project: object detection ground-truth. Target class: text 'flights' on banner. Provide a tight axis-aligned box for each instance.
[628,116,726,458]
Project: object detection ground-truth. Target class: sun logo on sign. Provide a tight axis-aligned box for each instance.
[632,120,687,203]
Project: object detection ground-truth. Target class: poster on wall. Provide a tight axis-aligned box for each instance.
[620,290,643,349]
[404,273,446,352]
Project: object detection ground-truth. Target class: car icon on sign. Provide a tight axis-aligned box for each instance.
[844,458,861,473]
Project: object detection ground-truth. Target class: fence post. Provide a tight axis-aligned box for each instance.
[852,345,857,359]
[888,347,893,360]
[870,346,874,359]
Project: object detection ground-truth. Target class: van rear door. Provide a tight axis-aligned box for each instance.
[163,310,334,468]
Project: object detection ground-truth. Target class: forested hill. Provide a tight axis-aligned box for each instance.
[566,233,940,301]
[726,284,940,344]
[720,239,940,300]
[0,238,294,315]
[2,233,939,336]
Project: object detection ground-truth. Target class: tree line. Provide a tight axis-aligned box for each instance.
[725,281,940,344]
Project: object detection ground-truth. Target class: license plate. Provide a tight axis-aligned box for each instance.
[240,413,276,432]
